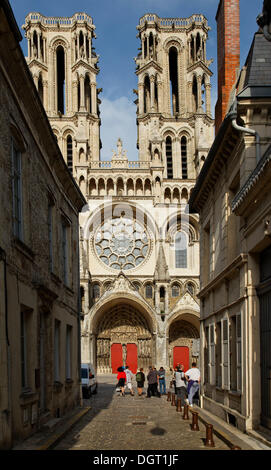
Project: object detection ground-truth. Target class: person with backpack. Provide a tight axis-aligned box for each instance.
[135,368,145,396]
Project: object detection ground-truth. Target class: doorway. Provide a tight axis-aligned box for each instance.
[111,343,138,374]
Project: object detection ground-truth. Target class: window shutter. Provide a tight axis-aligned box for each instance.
[222,319,229,389]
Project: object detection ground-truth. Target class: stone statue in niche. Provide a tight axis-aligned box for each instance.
[122,344,127,366]
[33,43,37,58]
[79,44,85,58]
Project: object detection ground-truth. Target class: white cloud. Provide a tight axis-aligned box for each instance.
[100,96,138,161]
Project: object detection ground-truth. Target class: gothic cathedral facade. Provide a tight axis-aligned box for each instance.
[23,12,214,374]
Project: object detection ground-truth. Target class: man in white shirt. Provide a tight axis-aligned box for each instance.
[185,362,200,406]
[125,366,134,396]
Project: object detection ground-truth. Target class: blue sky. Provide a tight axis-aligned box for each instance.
[9,0,263,160]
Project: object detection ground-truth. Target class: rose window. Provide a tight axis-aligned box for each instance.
[94,217,150,270]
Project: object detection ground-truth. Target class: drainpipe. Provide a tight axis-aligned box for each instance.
[231,100,261,163]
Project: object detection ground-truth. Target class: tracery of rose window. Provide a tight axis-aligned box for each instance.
[94,216,150,270]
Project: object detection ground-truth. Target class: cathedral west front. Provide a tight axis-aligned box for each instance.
[23,11,214,374]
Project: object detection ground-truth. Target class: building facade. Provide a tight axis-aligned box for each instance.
[24,11,214,375]
[0,1,86,449]
[79,12,214,374]
[190,0,271,433]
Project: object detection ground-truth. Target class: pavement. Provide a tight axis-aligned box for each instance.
[12,375,271,451]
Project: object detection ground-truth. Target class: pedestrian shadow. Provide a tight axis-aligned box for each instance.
[150,426,167,436]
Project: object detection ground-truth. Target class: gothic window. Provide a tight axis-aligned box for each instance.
[149,32,154,57]
[160,286,165,299]
[33,30,38,58]
[175,232,188,268]
[201,75,206,112]
[93,284,100,299]
[144,36,147,59]
[190,36,195,63]
[192,76,198,113]
[132,282,140,292]
[166,136,173,179]
[38,74,43,104]
[77,79,80,112]
[145,284,153,298]
[186,282,195,295]
[169,46,179,115]
[40,33,44,61]
[66,135,73,173]
[154,76,158,112]
[79,31,84,57]
[196,33,201,60]
[86,36,90,59]
[94,216,150,271]
[56,45,65,114]
[172,284,180,297]
[104,281,112,291]
[181,136,188,179]
[85,74,91,113]
[144,75,150,113]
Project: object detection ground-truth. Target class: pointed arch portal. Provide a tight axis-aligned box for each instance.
[94,301,153,374]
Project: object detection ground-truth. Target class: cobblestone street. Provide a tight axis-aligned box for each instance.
[54,375,229,451]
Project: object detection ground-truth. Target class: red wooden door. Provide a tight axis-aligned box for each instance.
[126,343,137,374]
[111,343,123,374]
[173,346,189,372]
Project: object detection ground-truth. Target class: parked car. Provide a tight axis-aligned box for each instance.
[81,363,98,398]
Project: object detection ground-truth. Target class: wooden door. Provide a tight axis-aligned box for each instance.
[173,346,189,372]
[111,343,123,374]
[126,343,137,374]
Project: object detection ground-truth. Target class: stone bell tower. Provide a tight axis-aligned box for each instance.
[134,13,214,178]
[23,12,101,196]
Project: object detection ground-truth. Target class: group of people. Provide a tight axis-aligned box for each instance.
[116,362,200,406]
[171,362,201,407]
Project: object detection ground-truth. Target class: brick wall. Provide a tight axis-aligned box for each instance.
[215,0,240,134]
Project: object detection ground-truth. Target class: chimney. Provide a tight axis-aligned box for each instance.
[215,0,240,134]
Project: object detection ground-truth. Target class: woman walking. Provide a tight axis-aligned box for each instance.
[116,366,126,396]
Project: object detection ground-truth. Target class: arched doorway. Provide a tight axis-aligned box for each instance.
[95,302,153,374]
[168,318,199,371]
